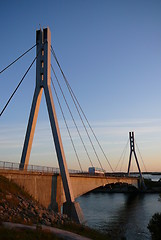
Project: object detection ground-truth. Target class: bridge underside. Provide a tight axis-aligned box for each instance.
[0,170,139,211]
[70,174,139,198]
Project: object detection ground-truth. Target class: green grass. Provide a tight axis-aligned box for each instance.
[0,226,63,240]
[0,223,111,240]
[52,222,112,240]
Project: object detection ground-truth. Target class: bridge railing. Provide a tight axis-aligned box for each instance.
[0,160,81,174]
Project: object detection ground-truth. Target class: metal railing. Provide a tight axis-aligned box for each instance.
[0,160,139,178]
[0,160,81,174]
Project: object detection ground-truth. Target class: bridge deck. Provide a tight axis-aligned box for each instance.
[0,168,140,212]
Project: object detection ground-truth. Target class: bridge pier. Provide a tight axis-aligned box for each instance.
[127,132,146,190]
[63,201,84,223]
[19,28,84,223]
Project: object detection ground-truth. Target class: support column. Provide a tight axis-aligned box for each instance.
[20,27,84,223]
[127,132,145,189]
[20,29,43,169]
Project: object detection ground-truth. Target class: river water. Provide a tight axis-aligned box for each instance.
[77,175,161,240]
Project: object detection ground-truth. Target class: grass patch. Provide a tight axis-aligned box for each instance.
[0,226,63,240]
[0,175,31,199]
[52,222,112,240]
[0,175,112,239]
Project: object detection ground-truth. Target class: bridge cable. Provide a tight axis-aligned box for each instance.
[0,54,38,117]
[136,142,148,173]
[119,140,129,172]
[131,155,134,173]
[51,46,113,172]
[114,139,129,172]
[0,44,37,74]
[51,63,96,169]
[51,47,106,171]
[51,65,94,168]
[50,50,98,168]
[51,76,83,172]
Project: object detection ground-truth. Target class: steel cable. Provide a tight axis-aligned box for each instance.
[51,46,113,172]
[51,65,94,168]
[0,44,37,74]
[136,142,148,173]
[115,139,129,172]
[51,77,83,172]
[51,47,103,170]
[120,141,129,172]
[0,54,38,117]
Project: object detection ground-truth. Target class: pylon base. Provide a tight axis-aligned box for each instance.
[63,201,84,224]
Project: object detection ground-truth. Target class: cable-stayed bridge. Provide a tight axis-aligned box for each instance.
[0,27,146,223]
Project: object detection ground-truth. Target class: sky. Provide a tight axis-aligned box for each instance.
[0,0,161,172]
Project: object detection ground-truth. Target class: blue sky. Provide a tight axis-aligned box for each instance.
[0,0,161,172]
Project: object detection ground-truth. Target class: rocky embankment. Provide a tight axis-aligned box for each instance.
[0,175,69,226]
[0,175,111,240]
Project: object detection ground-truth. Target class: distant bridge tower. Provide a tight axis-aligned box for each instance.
[20,27,84,223]
[127,132,145,189]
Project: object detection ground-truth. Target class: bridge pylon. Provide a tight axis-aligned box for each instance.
[127,132,145,189]
[19,27,84,223]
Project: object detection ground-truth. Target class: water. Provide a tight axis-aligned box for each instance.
[77,176,161,239]
[133,173,161,182]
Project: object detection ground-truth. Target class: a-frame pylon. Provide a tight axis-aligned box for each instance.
[127,132,145,189]
[20,27,84,223]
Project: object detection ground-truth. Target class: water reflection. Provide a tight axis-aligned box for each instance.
[78,193,161,240]
[102,194,150,240]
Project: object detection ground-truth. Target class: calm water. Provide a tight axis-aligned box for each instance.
[77,177,161,240]
[133,174,161,182]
